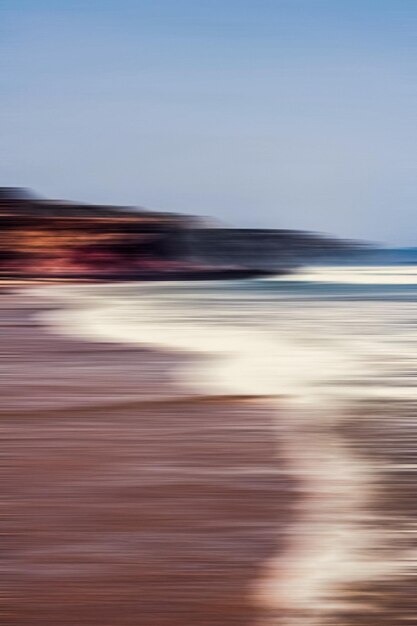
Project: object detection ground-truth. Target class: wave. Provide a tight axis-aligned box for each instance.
[29,272,417,624]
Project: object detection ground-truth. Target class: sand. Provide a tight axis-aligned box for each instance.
[1,291,297,626]
[3,286,416,626]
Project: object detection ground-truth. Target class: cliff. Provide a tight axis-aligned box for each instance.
[0,188,358,279]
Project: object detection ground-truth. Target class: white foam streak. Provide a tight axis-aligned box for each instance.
[29,270,417,623]
[269,265,417,284]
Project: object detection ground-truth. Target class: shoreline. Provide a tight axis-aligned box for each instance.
[3,280,416,625]
[2,287,298,626]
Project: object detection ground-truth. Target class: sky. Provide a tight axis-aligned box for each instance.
[1,1,417,245]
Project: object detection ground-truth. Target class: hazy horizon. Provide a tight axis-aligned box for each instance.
[2,1,417,245]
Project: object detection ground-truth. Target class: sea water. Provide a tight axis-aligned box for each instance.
[34,266,417,625]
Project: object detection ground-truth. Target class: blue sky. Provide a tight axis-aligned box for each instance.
[2,1,417,244]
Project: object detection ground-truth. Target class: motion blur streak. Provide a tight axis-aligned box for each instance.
[1,192,416,625]
[2,0,417,621]
[6,266,412,625]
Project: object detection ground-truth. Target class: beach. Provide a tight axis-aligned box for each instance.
[2,271,417,625]
[1,288,297,626]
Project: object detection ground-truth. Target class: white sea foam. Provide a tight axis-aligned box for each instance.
[268,265,417,284]
[29,268,417,624]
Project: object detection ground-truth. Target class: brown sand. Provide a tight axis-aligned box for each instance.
[0,292,298,626]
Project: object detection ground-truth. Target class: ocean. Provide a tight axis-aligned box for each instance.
[34,265,417,625]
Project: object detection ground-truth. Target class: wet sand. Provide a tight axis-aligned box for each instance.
[1,292,298,626]
[2,285,416,626]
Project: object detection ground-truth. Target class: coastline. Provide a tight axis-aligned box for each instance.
[3,277,416,625]
[2,287,298,626]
